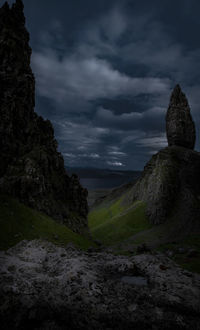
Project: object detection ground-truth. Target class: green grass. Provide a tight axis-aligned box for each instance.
[158,235,200,274]
[0,195,94,250]
[89,199,151,245]
[89,197,125,229]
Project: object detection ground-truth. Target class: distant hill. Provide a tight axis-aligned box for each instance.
[67,167,141,179]
[66,167,141,191]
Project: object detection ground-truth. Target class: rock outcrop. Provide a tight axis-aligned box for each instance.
[166,84,196,149]
[0,240,200,329]
[0,0,88,233]
[130,86,200,225]
[131,146,200,225]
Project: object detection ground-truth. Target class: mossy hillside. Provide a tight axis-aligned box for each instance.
[89,200,151,245]
[116,196,199,248]
[89,197,125,230]
[0,195,94,250]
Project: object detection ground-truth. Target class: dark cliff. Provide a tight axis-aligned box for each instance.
[0,0,88,234]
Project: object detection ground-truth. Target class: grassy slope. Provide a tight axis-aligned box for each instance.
[89,191,200,273]
[0,195,94,250]
[89,194,151,245]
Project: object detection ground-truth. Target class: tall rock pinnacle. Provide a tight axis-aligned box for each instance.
[130,85,200,226]
[166,84,196,149]
[0,1,88,233]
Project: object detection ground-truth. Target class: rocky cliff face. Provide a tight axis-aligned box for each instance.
[166,84,196,149]
[131,146,200,225]
[131,86,200,225]
[0,0,88,234]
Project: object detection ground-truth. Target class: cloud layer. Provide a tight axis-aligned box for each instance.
[26,1,200,169]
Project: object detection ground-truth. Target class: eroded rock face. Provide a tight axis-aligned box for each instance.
[0,240,199,329]
[131,146,200,225]
[166,85,196,149]
[129,86,199,225]
[0,1,88,233]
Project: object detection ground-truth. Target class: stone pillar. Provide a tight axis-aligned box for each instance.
[166,84,196,149]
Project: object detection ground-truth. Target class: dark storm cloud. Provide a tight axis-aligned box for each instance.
[32,49,170,106]
[95,106,165,132]
[8,0,200,169]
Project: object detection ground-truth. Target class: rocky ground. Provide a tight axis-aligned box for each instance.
[0,240,200,329]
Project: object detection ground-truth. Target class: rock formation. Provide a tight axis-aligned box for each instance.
[166,84,196,149]
[131,146,200,225]
[0,0,88,233]
[130,86,200,225]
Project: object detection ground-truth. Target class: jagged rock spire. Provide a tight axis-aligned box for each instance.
[12,0,24,10]
[1,1,9,10]
[14,0,24,7]
[12,0,25,21]
[166,84,196,149]
[169,84,188,106]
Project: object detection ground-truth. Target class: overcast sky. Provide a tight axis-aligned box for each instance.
[8,0,200,170]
